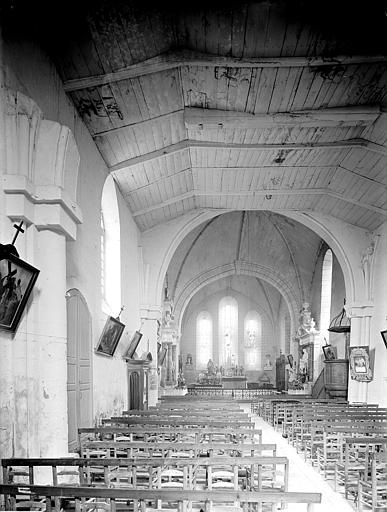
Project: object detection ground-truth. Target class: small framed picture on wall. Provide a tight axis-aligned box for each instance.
[322,345,337,361]
[381,330,387,350]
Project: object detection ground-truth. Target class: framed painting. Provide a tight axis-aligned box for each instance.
[0,252,40,332]
[96,316,125,357]
[322,344,337,361]
[123,330,143,359]
[348,346,373,382]
[286,354,294,368]
[381,330,387,349]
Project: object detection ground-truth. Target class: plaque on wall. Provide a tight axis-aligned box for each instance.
[348,346,373,382]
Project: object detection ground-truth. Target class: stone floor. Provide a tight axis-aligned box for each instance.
[245,405,356,512]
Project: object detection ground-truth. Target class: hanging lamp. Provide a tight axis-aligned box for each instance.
[328,298,351,333]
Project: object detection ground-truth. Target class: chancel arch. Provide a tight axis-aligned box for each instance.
[174,262,300,339]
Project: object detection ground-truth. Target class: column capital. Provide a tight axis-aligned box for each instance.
[3,174,82,240]
[348,303,374,318]
[140,304,162,321]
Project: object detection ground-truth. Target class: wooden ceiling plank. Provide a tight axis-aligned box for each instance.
[253,68,278,114]
[351,64,387,106]
[264,3,288,57]
[301,70,327,110]
[231,5,248,59]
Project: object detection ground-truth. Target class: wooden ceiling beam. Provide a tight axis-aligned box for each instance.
[131,189,387,218]
[63,50,387,92]
[92,110,184,138]
[110,138,376,172]
[93,106,380,139]
[184,106,380,130]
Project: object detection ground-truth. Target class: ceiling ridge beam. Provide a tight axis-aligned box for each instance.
[110,138,374,172]
[63,50,387,92]
[185,106,381,130]
[131,188,387,218]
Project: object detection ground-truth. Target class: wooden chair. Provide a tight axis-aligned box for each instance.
[357,454,387,511]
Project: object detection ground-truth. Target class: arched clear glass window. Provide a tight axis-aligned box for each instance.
[101,176,121,315]
[320,249,333,342]
[218,296,238,367]
[196,312,213,369]
[244,311,262,369]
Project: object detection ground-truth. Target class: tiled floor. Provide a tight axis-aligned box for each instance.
[245,405,356,512]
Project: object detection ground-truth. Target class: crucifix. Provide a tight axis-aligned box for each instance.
[116,305,124,320]
[12,221,25,246]
[0,221,25,261]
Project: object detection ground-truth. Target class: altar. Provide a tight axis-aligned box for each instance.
[221,376,247,389]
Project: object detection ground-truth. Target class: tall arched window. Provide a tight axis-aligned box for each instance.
[218,296,238,367]
[244,311,262,369]
[101,176,121,315]
[196,312,213,369]
[320,249,333,342]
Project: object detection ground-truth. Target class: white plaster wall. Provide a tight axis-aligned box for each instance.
[0,37,142,455]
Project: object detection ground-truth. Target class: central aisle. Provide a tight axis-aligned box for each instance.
[244,404,355,512]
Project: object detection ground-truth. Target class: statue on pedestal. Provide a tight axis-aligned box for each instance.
[297,302,316,337]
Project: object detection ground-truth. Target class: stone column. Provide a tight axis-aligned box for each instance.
[35,228,68,455]
[140,305,161,406]
[172,344,177,385]
[347,304,374,403]
[165,342,173,385]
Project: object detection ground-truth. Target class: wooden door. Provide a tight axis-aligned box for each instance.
[276,355,286,391]
[129,371,140,410]
[66,289,92,451]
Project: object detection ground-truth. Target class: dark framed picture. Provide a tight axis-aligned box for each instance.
[158,346,167,366]
[0,253,40,332]
[96,316,125,357]
[322,344,336,361]
[123,330,143,359]
[287,354,294,368]
[348,346,373,382]
[381,330,387,349]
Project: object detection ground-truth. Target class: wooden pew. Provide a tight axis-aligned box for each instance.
[2,456,289,492]
[0,483,322,512]
[122,410,250,419]
[101,417,254,428]
[80,441,276,459]
[78,426,262,449]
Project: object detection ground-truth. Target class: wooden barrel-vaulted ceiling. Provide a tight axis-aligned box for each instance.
[5,0,387,231]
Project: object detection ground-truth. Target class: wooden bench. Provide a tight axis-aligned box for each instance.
[101,417,254,429]
[78,427,262,450]
[0,483,322,512]
[80,441,276,459]
[122,410,250,419]
[2,456,289,492]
